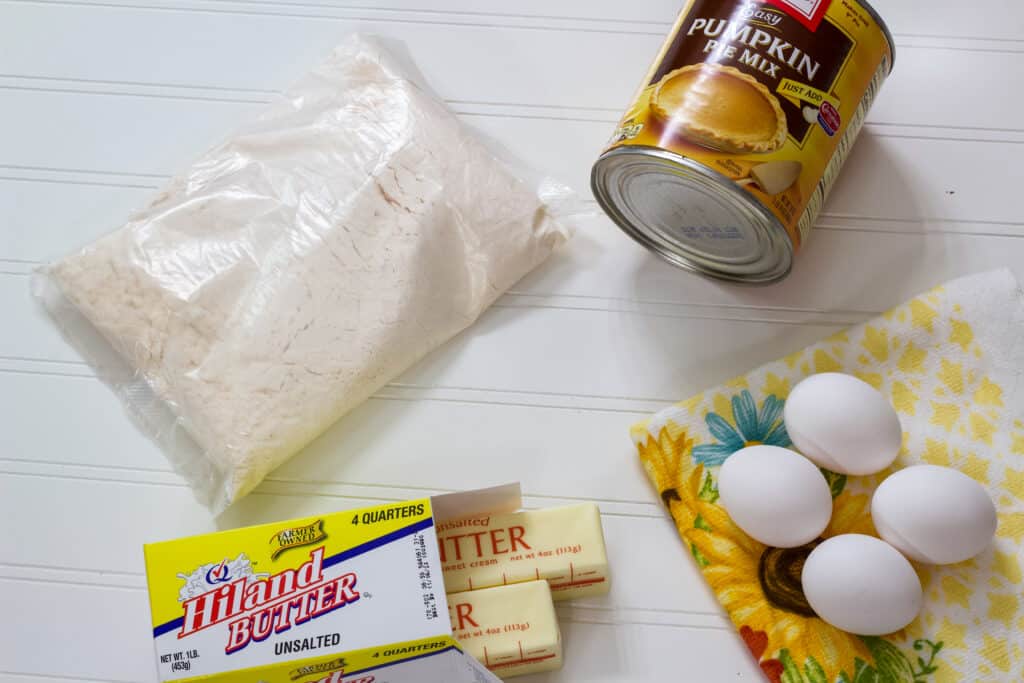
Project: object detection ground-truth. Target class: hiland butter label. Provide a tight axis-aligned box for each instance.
[144,501,450,682]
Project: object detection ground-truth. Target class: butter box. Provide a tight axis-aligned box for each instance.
[143,485,521,683]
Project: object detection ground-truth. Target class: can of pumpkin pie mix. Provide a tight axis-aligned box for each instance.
[592,0,894,283]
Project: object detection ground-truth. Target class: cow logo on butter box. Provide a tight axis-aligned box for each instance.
[176,553,268,602]
[270,518,327,560]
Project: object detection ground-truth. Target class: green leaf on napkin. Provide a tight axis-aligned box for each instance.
[690,543,709,567]
[803,656,828,683]
[697,472,720,503]
[911,639,943,677]
[821,468,847,498]
[851,658,880,683]
[779,649,804,683]
[862,637,916,682]
[777,651,834,683]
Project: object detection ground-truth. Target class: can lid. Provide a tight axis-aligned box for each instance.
[592,147,793,284]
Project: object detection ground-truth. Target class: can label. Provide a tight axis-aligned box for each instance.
[605,0,891,248]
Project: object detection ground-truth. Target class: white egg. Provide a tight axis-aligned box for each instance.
[872,465,998,564]
[802,534,923,635]
[784,373,902,475]
[718,445,833,548]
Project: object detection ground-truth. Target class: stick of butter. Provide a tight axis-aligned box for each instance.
[437,503,610,600]
[448,582,562,678]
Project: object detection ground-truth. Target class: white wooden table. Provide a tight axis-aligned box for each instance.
[2,1,1022,681]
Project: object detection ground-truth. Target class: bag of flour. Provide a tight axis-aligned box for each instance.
[34,35,574,511]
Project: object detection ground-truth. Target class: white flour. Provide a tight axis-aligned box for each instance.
[40,36,571,509]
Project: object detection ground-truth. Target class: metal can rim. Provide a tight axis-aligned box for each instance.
[591,145,795,286]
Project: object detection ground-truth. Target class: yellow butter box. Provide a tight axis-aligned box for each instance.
[143,485,521,683]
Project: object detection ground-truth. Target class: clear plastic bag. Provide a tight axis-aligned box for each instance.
[34,34,576,512]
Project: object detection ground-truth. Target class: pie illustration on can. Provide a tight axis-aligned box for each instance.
[650,63,788,154]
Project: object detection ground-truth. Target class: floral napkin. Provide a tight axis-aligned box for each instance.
[631,269,1024,682]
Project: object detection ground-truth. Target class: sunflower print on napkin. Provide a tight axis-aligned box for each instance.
[631,270,1024,682]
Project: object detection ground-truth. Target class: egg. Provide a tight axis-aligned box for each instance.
[871,465,998,564]
[802,534,923,635]
[784,373,902,475]
[718,445,833,548]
